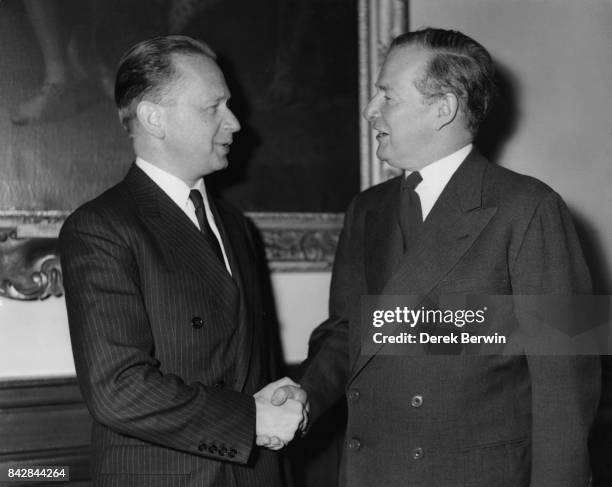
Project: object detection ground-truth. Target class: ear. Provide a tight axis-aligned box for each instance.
[136,101,165,139]
[434,93,459,131]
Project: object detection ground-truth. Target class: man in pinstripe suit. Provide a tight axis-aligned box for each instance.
[59,36,305,486]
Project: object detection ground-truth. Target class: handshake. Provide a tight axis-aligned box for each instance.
[253,377,310,450]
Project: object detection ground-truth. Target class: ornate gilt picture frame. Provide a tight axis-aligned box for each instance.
[0,0,407,301]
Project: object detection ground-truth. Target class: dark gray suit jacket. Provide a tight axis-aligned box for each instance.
[60,164,284,487]
[300,150,600,487]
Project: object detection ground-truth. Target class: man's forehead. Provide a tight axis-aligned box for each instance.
[378,46,430,85]
[171,53,228,96]
[172,52,220,78]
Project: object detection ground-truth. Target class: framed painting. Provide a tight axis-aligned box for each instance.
[0,0,407,299]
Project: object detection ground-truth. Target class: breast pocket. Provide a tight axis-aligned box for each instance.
[437,277,510,295]
[427,277,511,334]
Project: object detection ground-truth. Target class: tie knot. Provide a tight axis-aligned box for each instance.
[403,171,422,191]
[189,189,204,210]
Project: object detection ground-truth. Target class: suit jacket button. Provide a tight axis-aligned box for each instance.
[411,395,423,408]
[228,448,237,458]
[219,447,228,456]
[191,317,204,329]
[412,447,424,460]
[348,389,360,401]
[198,442,207,452]
[214,381,225,388]
[209,445,218,454]
[347,437,361,450]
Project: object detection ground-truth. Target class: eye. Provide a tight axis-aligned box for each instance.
[203,103,219,113]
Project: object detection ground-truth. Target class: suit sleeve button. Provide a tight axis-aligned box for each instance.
[412,447,424,460]
[214,381,225,388]
[198,442,207,452]
[347,437,361,450]
[228,448,237,458]
[348,389,360,401]
[208,445,218,454]
[191,316,204,329]
[219,447,227,456]
[410,395,423,408]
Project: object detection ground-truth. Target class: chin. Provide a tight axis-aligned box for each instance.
[380,156,409,172]
[376,150,396,168]
[211,158,229,172]
[376,148,388,163]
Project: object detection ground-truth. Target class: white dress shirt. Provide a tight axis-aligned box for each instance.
[406,144,473,221]
[135,157,232,274]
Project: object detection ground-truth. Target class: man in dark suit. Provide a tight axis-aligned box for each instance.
[270,28,600,486]
[59,35,305,486]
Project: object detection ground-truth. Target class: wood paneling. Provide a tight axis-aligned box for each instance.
[0,378,92,485]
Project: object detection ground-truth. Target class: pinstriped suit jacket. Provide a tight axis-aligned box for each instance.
[59,164,284,487]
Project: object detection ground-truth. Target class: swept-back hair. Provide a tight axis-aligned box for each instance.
[115,35,215,132]
[391,28,497,134]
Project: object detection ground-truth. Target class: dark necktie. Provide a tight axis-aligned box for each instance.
[189,189,225,264]
[399,171,423,252]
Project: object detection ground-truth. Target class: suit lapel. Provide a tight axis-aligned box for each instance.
[208,197,254,392]
[123,165,240,323]
[350,151,497,381]
[364,177,404,294]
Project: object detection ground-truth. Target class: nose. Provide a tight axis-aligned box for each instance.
[224,108,241,133]
[363,94,380,122]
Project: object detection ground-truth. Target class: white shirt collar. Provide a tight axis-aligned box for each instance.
[135,157,232,274]
[135,157,209,209]
[405,143,473,220]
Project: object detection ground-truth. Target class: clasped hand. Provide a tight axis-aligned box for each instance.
[253,377,310,450]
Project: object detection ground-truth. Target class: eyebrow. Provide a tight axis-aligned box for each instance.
[204,95,229,105]
[375,84,397,95]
